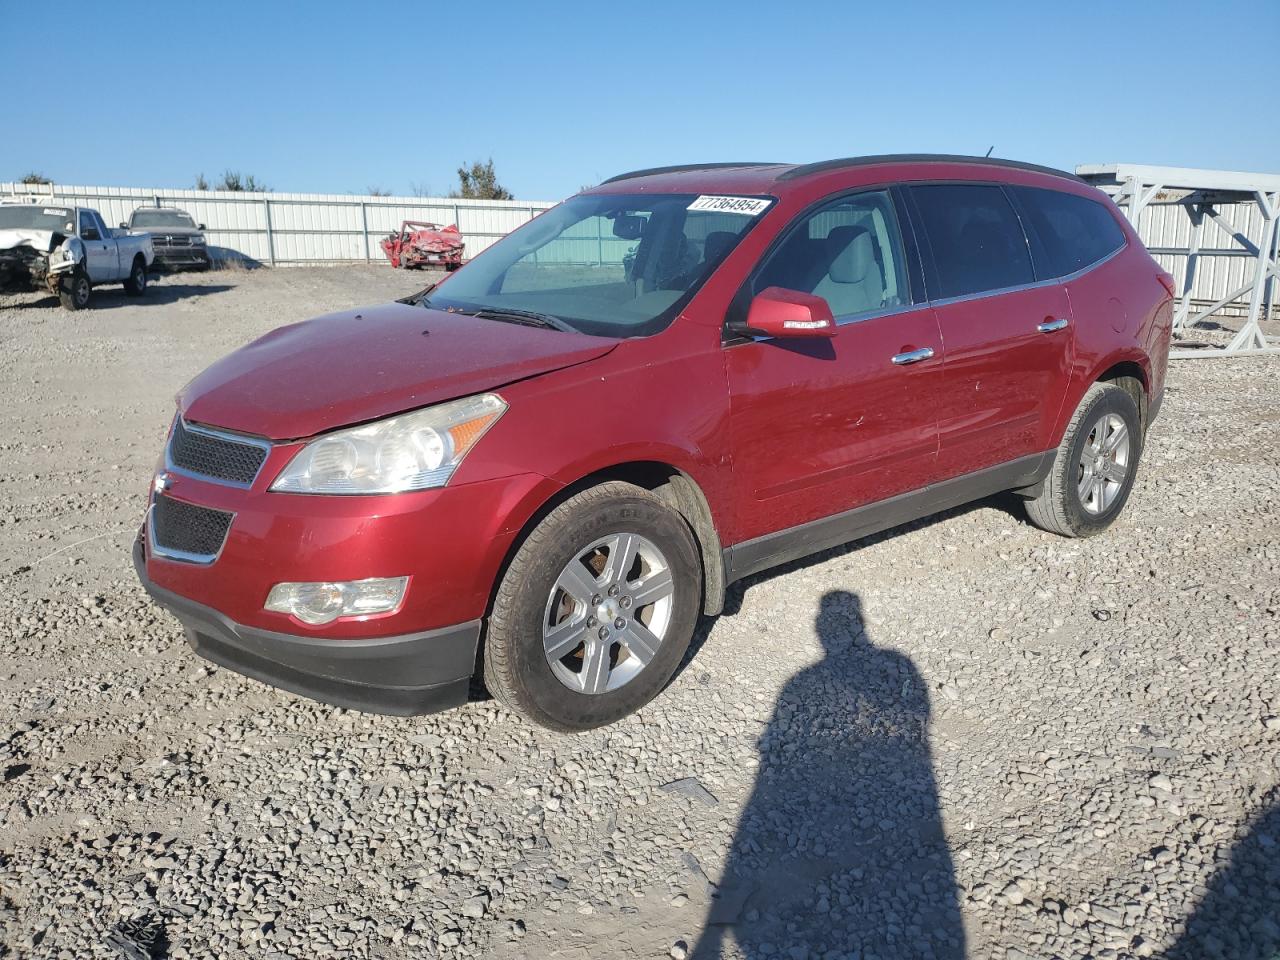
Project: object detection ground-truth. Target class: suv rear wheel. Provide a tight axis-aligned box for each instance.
[483,481,702,731]
[1024,382,1143,537]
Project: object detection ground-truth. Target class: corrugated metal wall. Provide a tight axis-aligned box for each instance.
[0,182,556,265]
[1131,199,1271,311]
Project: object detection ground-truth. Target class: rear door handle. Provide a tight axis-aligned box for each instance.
[892,347,935,365]
[1037,318,1069,333]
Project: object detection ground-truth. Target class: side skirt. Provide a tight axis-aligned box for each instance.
[722,451,1054,584]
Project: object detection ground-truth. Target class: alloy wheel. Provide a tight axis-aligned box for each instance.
[542,533,675,694]
[1077,413,1130,514]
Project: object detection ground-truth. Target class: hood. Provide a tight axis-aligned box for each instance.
[133,226,203,237]
[179,301,618,440]
[0,228,58,252]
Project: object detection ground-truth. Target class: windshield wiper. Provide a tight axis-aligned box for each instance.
[400,283,437,307]
[468,307,577,333]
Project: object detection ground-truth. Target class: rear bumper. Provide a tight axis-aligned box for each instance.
[133,535,480,715]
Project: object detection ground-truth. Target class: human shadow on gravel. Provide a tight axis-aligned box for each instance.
[691,590,964,959]
[1167,794,1280,960]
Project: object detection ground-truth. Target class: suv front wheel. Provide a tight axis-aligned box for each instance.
[1024,382,1143,537]
[483,481,702,731]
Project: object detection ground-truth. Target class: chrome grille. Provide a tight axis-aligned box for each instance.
[168,419,269,486]
[151,495,233,560]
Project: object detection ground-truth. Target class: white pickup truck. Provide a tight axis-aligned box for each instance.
[0,201,155,310]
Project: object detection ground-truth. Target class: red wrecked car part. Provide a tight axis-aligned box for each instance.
[380,221,466,270]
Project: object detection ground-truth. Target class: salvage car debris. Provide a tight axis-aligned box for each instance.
[0,201,155,310]
[380,220,465,270]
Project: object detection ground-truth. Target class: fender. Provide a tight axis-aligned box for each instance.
[1052,346,1153,444]
[491,450,730,617]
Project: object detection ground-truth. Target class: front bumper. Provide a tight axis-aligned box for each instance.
[134,535,480,715]
[153,249,211,269]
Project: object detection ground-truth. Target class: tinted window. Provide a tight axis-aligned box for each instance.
[1014,186,1126,278]
[910,184,1033,299]
[754,190,908,319]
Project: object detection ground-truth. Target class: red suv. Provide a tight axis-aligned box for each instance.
[134,155,1173,731]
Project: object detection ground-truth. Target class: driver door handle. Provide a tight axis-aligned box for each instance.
[892,347,935,365]
[1038,318,1069,333]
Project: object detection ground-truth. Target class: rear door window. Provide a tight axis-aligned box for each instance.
[752,190,909,320]
[909,184,1033,300]
[1013,186,1126,278]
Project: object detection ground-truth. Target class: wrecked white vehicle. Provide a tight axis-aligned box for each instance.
[0,202,155,310]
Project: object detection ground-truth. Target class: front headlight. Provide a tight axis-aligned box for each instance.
[191,235,206,245]
[270,393,506,494]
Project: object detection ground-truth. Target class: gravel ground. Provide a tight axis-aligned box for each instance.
[1,267,1277,960]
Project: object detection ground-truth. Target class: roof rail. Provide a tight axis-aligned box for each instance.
[777,154,1085,183]
[601,162,786,185]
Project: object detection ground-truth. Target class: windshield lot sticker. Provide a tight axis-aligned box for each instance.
[687,195,770,216]
[44,209,70,217]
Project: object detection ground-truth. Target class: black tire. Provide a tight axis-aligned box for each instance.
[483,481,702,732]
[1024,382,1143,537]
[58,268,91,311]
[123,256,148,296]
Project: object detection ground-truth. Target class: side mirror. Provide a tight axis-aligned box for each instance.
[736,287,837,338]
[82,228,101,241]
[198,223,206,231]
[118,222,127,229]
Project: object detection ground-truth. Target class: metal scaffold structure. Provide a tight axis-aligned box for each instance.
[1076,163,1280,359]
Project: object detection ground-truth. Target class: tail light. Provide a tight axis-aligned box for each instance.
[1156,270,1177,297]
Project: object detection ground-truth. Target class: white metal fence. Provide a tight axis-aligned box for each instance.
[0,182,556,266]
[0,180,1265,313]
[1134,198,1274,317]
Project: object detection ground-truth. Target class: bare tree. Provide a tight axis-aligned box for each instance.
[20,172,52,185]
[195,171,271,192]
[366,186,392,197]
[449,159,512,200]
[409,182,434,198]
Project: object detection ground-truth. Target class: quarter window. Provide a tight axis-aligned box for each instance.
[910,184,1033,299]
[1014,186,1126,278]
[753,190,908,320]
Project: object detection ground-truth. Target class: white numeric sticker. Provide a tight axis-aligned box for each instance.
[686,195,771,216]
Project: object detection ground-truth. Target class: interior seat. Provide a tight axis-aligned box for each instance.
[813,225,885,317]
[702,230,737,266]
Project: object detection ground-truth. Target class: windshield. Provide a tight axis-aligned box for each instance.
[421,192,773,337]
[0,205,75,232]
[130,209,197,228]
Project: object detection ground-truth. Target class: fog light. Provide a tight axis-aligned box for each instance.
[265,577,408,625]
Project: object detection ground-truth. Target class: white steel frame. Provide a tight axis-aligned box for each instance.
[1076,163,1280,359]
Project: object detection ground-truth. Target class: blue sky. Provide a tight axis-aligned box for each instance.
[3,0,1276,200]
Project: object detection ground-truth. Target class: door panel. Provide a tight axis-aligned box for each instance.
[80,210,115,281]
[906,182,1074,478]
[725,306,944,543]
[930,284,1074,476]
